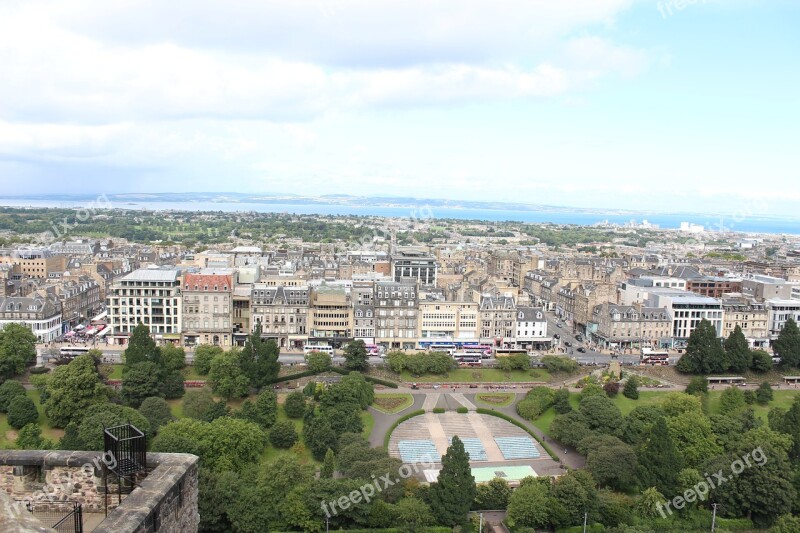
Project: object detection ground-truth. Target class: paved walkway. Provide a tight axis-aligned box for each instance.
[424,413,451,457]
[450,392,477,411]
[422,393,441,412]
[465,413,505,461]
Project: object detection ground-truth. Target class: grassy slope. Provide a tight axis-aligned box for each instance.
[400,368,552,383]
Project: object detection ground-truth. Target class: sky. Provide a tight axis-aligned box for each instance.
[0,0,798,216]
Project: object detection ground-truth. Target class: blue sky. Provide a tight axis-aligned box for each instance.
[0,0,798,216]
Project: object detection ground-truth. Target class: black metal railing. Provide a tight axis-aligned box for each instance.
[16,501,83,533]
[103,423,147,478]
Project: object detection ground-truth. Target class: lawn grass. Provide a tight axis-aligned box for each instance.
[0,390,65,447]
[183,366,206,381]
[475,393,516,407]
[372,393,414,414]
[108,364,123,379]
[400,368,551,383]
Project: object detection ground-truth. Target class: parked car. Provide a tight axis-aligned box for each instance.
[553,334,560,340]
[577,347,586,353]
[564,341,572,348]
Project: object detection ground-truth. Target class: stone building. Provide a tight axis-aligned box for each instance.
[479,295,516,345]
[250,284,309,349]
[181,272,234,347]
[374,280,418,349]
[107,269,182,345]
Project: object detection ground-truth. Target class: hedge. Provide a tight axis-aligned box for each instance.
[264,369,320,385]
[329,367,399,388]
[556,525,604,533]
[383,409,425,449]
[475,408,560,462]
[456,406,468,414]
[432,407,445,413]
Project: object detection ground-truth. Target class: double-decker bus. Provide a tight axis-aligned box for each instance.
[462,344,493,358]
[304,344,335,357]
[364,344,384,356]
[494,348,529,357]
[428,343,457,355]
[641,350,669,366]
[60,346,91,358]
[458,356,482,367]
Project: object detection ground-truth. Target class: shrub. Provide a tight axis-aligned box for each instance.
[516,386,555,420]
[603,381,620,397]
[138,397,174,434]
[29,366,50,375]
[0,380,26,412]
[540,356,579,374]
[756,381,774,405]
[433,407,445,413]
[623,377,639,400]
[284,391,307,418]
[456,406,468,414]
[269,420,299,448]
[685,376,709,395]
[7,395,39,429]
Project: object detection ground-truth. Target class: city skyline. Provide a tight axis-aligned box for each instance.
[0,1,798,216]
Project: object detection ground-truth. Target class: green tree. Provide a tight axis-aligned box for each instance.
[193,345,223,375]
[676,319,726,374]
[393,496,435,532]
[0,379,26,412]
[757,381,774,405]
[240,326,280,389]
[152,417,266,472]
[320,448,335,479]
[620,405,665,447]
[269,420,299,448]
[284,391,306,418]
[551,411,592,448]
[209,351,251,399]
[324,401,364,436]
[75,403,151,451]
[579,393,623,436]
[506,479,551,530]
[551,470,598,527]
[306,351,332,373]
[473,477,512,510]
[685,375,709,395]
[751,349,773,372]
[0,323,37,379]
[320,372,374,409]
[661,392,703,417]
[774,317,800,369]
[709,427,795,526]
[7,395,39,429]
[138,396,174,434]
[666,410,722,469]
[623,377,639,400]
[238,389,278,429]
[183,388,216,420]
[724,325,752,373]
[303,411,339,461]
[637,417,682,496]
[122,323,161,368]
[160,344,186,371]
[121,361,163,407]
[44,355,107,427]
[429,436,476,527]
[586,438,639,492]
[719,386,747,414]
[635,487,668,519]
[550,387,571,414]
[343,340,369,371]
[160,368,186,399]
[772,514,800,532]
[15,423,48,450]
[197,468,241,533]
